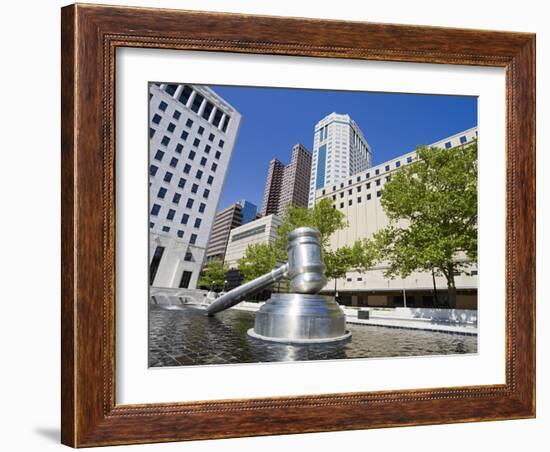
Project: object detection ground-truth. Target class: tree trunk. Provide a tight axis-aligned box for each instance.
[445,264,457,308]
[431,268,439,308]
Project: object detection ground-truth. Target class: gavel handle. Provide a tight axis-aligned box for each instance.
[205,263,289,316]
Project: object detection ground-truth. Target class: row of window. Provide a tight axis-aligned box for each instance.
[149,223,198,244]
[159,84,231,133]
[332,191,382,209]
[326,176,390,198]
[150,204,203,227]
[149,165,215,188]
[153,149,219,172]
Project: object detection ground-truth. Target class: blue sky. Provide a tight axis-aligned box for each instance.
[211,85,477,210]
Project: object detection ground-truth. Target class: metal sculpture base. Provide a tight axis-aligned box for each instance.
[248,293,351,344]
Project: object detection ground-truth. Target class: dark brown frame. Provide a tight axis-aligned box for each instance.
[61,3,536,447]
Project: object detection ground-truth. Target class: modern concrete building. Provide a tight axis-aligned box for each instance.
[205,203,243,263]
[308,113,372,207]
[261,144,312,217]
[224,215,283,268]
[148,83,242,289]
[315,127,478,308]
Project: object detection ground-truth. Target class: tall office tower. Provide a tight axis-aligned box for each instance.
[260,159,285,216]
[278,144,312,215]
[260,144,312,217]
[308,113,372,207]
[148,83,242,289]
[205,203,243,263]
[237,199,258,224]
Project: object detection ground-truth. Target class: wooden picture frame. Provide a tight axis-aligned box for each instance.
[61,3,535,447]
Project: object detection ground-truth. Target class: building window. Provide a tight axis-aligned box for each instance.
[152,113,162,124]
[191,93,204,113]
[332,195,336,201]
[211,163,218,172]
[194,218,202,228]
[183,164,191,174]
[367,194,371,200]
[205,145,211,154]
[348,179,352,185]
[198,126,205,135]
[181,213,189,224]
[219,139,225,148]
[200,157,207,166]
[164,84,177,95]
[193,138,201,147]
[339,192,344,199]
[184,251,194,262]
[163,171,173,183]
[214,151,221,159]
[186,198,194,209]
[203,189,210,199]
[180,130,189,141]
[158,101,168,111]
[198,203,206,213]
[386,176,391,182]
[385,165,390,171]
[177,230,184,238]
[196,170,203,180]
[396,161,401,168]
[340,202,344,208]
[357,186,361,192]
[460,136,467,144]
[149,128,155,138]
[340,183,344,188]
[149,222,154,228]
[149,165,158,176]
[179,86,193,106]
[207,175,214,185]
[407,156,413,163]
[377,190,381,197]
[173,110,181,120]
[167,122,176,133]
[154,150,164,161]
[348,199,352,206]
[167,209,175,220]
[185,118,193,128]
[365,172,370,179]
[172,193,181,204]
[375,169,380,175]
[348,189,352,195]
[212,110,223,127]
[190,234,197,244]
[332,185,336,191]
[188,150,196,160]
[222,116,230,132]
[161,136,170,146]
[191,183,198,194]
[322,189,326,195]
[376,179,381,186]
[178,177,186,188]
[202,102,214,120]
[169,157,178,168]
[179,271,193,289]
[208,133,215,142]
[157,187,167,199]
[150,204,161,216]
[357,196,362,203]
[175,143,183,154]
[149,246,165,285]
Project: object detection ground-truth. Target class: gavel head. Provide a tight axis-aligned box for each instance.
[286,227,327,294]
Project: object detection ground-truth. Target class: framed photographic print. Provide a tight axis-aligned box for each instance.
[61,3,535,447]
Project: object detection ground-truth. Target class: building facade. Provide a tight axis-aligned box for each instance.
[238,199,258,224]
[148,83,242,289]
[315,127,478,308]
[261,144,312,217]
[278,144,312,215]
[224,215,283,268]
[308,113,372,207]
[205,203,243,263]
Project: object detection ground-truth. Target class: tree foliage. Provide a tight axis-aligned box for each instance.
[374,141,478,307]
[237,243,280,282]
[197,258,229,291]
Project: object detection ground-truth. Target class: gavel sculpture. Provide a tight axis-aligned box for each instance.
[206,227,351,343]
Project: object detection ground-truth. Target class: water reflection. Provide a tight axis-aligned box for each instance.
[149,304,477,367]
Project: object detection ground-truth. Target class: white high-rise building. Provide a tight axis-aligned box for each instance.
[308,113,372,207]
[148,83,242,289]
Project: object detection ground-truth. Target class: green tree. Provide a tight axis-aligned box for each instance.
[374,141,478,307]
[237,198,376,290]
[237,243,280,282]
[198,259,229,291]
